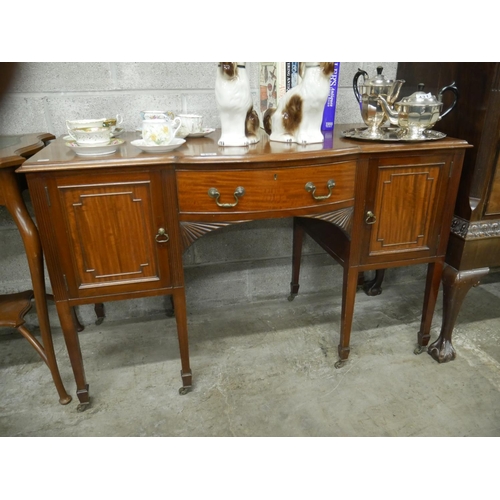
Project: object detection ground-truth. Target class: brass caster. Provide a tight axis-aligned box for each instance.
[76,401,90,412]
[95,317,104,325]
[334,360,347,369]
[178,386,191,395]
[288,294,296,302]
[414,345,426,355]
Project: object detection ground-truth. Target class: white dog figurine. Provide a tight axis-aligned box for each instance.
[263,62,334,144]
[215,62,260,147]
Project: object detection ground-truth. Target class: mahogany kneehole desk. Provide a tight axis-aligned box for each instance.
[18,126,470,410]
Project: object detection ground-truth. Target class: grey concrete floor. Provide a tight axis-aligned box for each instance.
[1,272,500,437]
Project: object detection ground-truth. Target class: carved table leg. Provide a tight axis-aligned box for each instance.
[427,265,490,363]
[172,288,192,394]
[289,217,305,301]
[55,300,90,410]
[362,269,386,296]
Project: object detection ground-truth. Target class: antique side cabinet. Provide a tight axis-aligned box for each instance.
[19,127,469,408]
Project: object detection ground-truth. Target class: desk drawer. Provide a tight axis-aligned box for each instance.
[176,161,356,216]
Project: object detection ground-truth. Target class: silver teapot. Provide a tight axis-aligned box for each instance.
[378,82,459,140]
[353,66,405,138]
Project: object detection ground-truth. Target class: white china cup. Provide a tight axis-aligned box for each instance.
[67,126,112,146]
[102,114,123,133]
[178,114,203,136]
[66,118,107,130]
[142,117,181,146]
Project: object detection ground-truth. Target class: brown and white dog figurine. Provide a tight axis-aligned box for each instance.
[263,62,334,144]
[215,62,260,147]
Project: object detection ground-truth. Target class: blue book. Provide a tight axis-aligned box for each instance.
[321,62,340,131]
[291,62,300,88]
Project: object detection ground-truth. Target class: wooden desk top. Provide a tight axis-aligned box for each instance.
[0,133,55,169]
[18,125,470,174]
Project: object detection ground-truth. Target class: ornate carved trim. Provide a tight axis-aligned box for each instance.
[304,206,354,235]
[180,220,250,249]
[450,215,500,240]
[180,207,354,250]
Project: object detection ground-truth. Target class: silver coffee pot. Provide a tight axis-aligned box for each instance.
[352,66,405,138]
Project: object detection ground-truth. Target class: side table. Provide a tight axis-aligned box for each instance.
[0,133,71,404]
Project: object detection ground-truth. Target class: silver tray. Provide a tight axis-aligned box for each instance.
[342,127,446,142]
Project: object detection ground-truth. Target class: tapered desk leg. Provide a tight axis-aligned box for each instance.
[427,264,489,363]
[172,288,192,394]
[55,300,89,410]
[289,217,305,301]
[2,169,71,405]
[415,260,444,352]
[336,266,359,368]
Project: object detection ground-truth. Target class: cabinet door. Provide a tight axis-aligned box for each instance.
[45,170,173,299]
[360,153,451,265]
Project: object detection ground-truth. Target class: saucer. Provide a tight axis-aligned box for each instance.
[65,138,124,156]
[131,138,186,153]
[187,128,215,138]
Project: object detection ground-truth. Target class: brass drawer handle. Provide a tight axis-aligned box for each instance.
[305,179,336,200]
[155,227,169,243]
[365,211,377,224]
[208,186,245,208]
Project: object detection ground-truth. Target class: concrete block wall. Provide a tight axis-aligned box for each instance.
[0,62,426,327]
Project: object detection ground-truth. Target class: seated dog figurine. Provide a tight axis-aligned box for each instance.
[264,62,334,144]
[215,62,260,147]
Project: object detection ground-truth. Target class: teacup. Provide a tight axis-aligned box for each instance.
[178,114,203,136]
[102,114,123,133]
[140,110,175,121]
[66,118,106,130]
[67,126,111,146]
[142,117,181,146]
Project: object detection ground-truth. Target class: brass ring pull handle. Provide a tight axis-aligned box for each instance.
[305,179,336,200]
[208,186,245,208]
[365,211,377,224]
[155,227,169,243]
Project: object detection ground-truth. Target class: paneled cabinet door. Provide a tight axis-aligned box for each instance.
[360,153,452,265]
[45,170,172,299]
